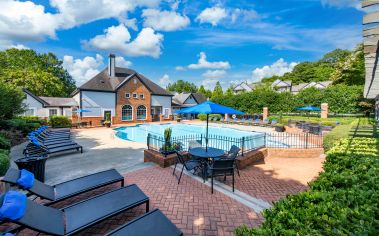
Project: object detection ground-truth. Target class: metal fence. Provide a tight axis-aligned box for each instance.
[147,132,323,156]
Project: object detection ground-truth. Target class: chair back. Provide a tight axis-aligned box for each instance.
[188,140,202,149]
[210,159,235,175]
[228,145,240,158]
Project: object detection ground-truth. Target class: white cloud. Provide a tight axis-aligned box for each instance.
[62,54,104,86]
[230,8,259,24]
[320,0,361,9]
[142,9,190,31]
[202,70,226,79]
[196,7,227,26]
[0,0,62,48]
[50,0,161,28]
[159,74,171,87]
[252,58,298,81]
[201,79,224,90]
[115,56,133,68]
[175,66,186,71]
[84,24,164,58]
[188,52,231,70]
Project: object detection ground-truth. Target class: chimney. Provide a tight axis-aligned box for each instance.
[108,54,115,77]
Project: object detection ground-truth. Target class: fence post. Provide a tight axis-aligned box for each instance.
[264,133,267,148]
[241,137,245,156]
[147,133,150,150]
[305,132,308,149]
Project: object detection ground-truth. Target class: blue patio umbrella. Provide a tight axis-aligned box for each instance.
[296,106,321,119]
[175,101,244,151]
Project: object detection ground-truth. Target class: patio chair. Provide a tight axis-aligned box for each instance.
[206,158,235,194]
[104,209,183,236]
[172,151,201,184]
[188,140,202,149]
[225,145,241,176]
[2,168,124,205]
[219,117,224,123]
[1,185,149,236]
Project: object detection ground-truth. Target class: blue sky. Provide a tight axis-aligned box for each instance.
[0,0,364,90]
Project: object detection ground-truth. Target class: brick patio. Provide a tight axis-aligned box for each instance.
[1,156,323,236]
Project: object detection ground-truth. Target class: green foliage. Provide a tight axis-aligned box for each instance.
[49,116,71,128]
[167,80,198,93]
[236,137,379,235]
[4,119,41,135]
[198,114,222,121]
[0,48,76,96]
[16,116,46,125]
[212,81,224,98]
[198,85,212,98]
[0,83,25,119]
[0,135,11,150]
[0,152,10,176]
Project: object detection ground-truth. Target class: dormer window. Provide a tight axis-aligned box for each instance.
[125,93,130,98]
[133,93,137,99]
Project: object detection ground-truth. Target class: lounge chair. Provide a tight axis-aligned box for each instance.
[252,119,261,126]
[2,168,124,205]
[259,119,270,127]
[24,139,83,156]
[270,119,278,126]
[105,209,183,236]
[1,185,149,236]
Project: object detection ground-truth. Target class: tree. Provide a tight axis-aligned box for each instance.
[0,48,76,96]
[198,85,207,96]
[0,84,25,119]
[225,86,234,96]
[212,81,223,98]
[167,80,198,93]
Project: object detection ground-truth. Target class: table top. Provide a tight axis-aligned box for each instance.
[189,147,225,158]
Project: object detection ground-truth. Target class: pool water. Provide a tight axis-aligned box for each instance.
[114,123,263,143]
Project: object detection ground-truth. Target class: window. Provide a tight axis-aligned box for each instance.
[133,79,137,84]
[136,105,147,120]
[139,94,144,99]
[132,93,137,99]
[121,105,133,121]
[125,93,130,98]
[24,108,35,116]
[49,109,58,117]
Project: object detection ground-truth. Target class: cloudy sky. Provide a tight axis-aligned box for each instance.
[0,0,364,89]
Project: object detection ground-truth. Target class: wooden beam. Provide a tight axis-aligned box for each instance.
[364,26,379,36]
[364,36,379,46]
[362,0,379,8]
[363,11,379,24]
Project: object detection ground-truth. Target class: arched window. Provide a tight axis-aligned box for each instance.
[122,105,133,121]
[136,105,147,120]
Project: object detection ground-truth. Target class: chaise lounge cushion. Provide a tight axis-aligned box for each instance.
[0,191,27,221]
[17,169,35,190]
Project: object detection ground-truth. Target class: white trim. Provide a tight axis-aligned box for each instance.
[121,104,133,121]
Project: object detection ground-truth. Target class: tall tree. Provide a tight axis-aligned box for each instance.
[0,84,25,119]
[212,81,223,98]
[167,80,198,93]
[0,49,76,96]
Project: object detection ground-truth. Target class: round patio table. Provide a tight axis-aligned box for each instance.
[189,147,225,181]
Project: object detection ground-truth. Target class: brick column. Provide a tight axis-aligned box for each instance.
[159,115,164,122]
[321,103,328,119]
[224,114,229,120]
[263,107,269,120]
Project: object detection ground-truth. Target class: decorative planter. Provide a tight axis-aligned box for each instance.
[177,118,181,123]
[105,122,111,128]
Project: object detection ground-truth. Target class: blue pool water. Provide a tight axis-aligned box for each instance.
[114,123,263,143]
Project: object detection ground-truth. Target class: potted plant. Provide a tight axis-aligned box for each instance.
[176,114,181,123]
[160,128,176,156]
[104,113,111,128]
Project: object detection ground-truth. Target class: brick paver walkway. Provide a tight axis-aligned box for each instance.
[1,157,323,236]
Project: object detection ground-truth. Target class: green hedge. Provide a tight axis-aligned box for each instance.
[49,116,71,128]
[0,151,10,176]
[0,135,11,150]
[198,114,222,121]
[236,137,379,235]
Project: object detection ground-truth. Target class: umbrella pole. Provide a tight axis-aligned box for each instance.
[206,114,209,152]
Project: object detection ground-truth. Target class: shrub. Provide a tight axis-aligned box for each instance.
[0,135,11,150]
[17,116,46,125]
[6,119,41,135]
[236,137,379,235]
[198,114,222,121]
[0,152,10,176]
[49,116,71,128]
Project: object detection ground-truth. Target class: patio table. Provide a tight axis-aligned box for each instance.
[189,147,225,181]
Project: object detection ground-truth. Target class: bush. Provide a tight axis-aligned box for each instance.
[49,116,71,128]
[0,135,11,150]
[198,114,222,121]
[16,116,46,125]
[236,137,379,235]
[0,152,10,176]
[6,119,41,135]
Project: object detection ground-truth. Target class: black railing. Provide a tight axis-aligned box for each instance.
[266,132,323,149]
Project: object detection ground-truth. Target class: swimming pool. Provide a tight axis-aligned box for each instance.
[114,123,263,143]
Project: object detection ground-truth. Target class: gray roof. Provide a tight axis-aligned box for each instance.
[39,97,78,107]
[79,67,172,96]
[172,93,206,106]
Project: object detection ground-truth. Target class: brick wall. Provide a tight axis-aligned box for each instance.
[268,148,324,158]
[114,75,152,124]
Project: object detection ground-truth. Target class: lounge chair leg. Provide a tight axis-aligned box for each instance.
[232,171,235,192]
[178,165,184,184]
[146,200,149,212]
[211,175,214,194]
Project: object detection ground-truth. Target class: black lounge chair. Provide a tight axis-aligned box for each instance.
[2,185,149,236]
[24,142,83,156]
[105,209,183,236]
[2,168,124,204]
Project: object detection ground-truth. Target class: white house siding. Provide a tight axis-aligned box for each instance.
[81,91,115,117]
[151,95,172,115]
[23,94,43,117]
[73,93,80,106]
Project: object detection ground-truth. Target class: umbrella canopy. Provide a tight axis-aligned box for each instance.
[175,101,244,151]
[73,109,92,113]
[296,106,321,111]
[175,101,244,115]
